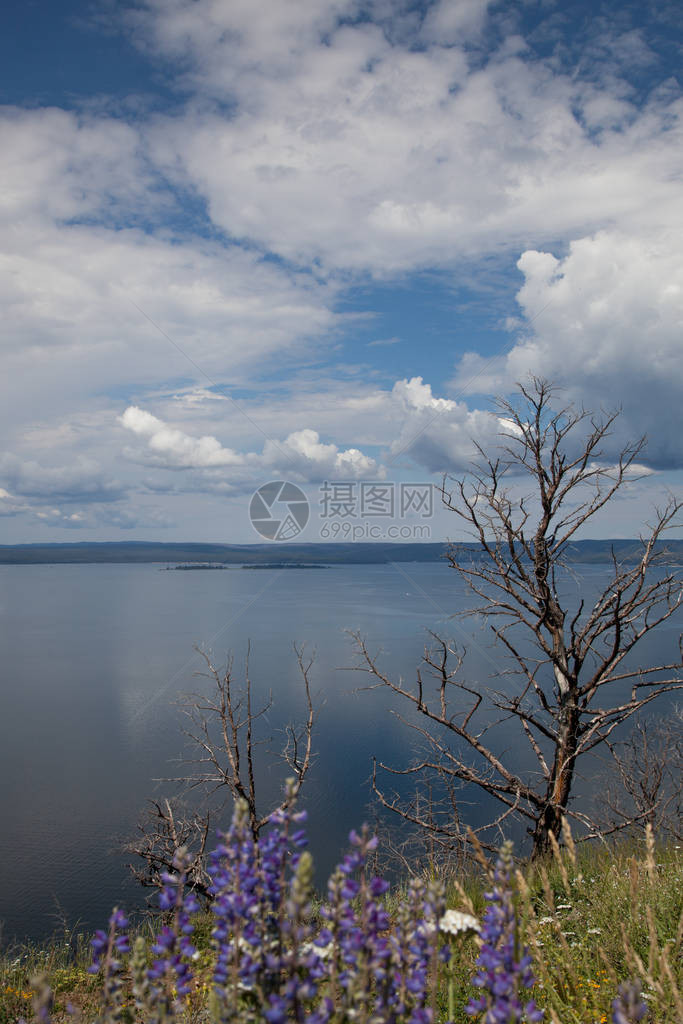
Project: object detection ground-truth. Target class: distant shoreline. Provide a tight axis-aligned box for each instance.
[0,539,682,565]
[164,563,330,571]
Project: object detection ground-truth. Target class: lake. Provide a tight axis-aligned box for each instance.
[0,560,679,943]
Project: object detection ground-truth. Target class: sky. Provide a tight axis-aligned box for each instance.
[1,0,682,544]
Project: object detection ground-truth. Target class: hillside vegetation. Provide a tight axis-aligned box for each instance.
[1,816,680,1024]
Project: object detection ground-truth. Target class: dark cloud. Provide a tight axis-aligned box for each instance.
[0,454,126,505]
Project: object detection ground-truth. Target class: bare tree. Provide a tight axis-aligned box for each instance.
[127,797,213,899]
[360,378,682,858]
[369,765,473,880]
[127,643,315,895]
[599,711,683,840]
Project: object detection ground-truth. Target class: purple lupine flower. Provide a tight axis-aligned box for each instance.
[89,908,129,974]
[88,908,130,1021]
[611,980,648,1024]
[209,787,322,1021]
[319,825,445,1024]
[88,787,451,1024]
[147,847,198,1006]
[209,798,275,1000]
[465,842,543,1024]
[389,875,447,1023]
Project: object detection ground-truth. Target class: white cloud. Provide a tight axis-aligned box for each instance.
[452,227,683,467]
[120,406,382,481]
[0,458,169,530]
[0,218,337,365]
[0,106,155,228]
[393,377,457,413]
[420,0,490,45]
[388,377,500,472]
[263,428,382,480]
[497,417,523,438]
[120,406,247,467]
[0,102,342,455]
[133,2,683,273]
[1,1,681,539]
[120,371,672,491]
[172,387,227,406]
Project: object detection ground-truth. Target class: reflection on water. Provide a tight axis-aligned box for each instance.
[0,561,678,942]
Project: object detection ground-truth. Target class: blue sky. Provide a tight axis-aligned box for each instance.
[1,0,682,543]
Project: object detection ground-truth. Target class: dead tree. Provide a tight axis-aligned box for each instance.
[599,712,682,840]
[127,643,315,896]
[127,797,213,899]
[361,378,682,859]
[369,762,473,879]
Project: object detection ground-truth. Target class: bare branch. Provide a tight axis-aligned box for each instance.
[127,644,317,895]
[368,378,682,858]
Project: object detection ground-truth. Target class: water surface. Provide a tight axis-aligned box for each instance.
[0,561,678,942]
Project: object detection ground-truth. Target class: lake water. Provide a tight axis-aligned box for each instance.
[0,561,679,944]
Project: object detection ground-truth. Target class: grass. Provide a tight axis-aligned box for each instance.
[1,833,680,1023]
[0,926,97,1023]
[516,832,682,1024]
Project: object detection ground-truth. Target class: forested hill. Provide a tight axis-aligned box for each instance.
[1,539,682,565]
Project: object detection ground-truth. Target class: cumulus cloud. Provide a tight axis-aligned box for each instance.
[131,1,683,272]
[120,406,382,481]
[0,102,341,454]
[263,428,381,480]
[588,461,656,480]
[34,508,86,525]
[0,106,155,228]
[2,1,681,539]
[59,505,174,531]
[121,376,667,491]
[388,377,500,473]
[120,406,247,468]
[453,227,683,467]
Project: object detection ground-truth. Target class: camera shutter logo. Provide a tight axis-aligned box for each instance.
[249,481,310,541]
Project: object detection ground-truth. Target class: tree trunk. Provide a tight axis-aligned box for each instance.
[531,700,579,859]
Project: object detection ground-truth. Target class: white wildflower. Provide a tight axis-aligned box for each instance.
[439,910,480,936]
[587,928,602,935]
[537,917,554,926]
[556,903,572,910]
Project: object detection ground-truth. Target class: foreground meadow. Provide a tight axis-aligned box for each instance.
[1,801,680,1024]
